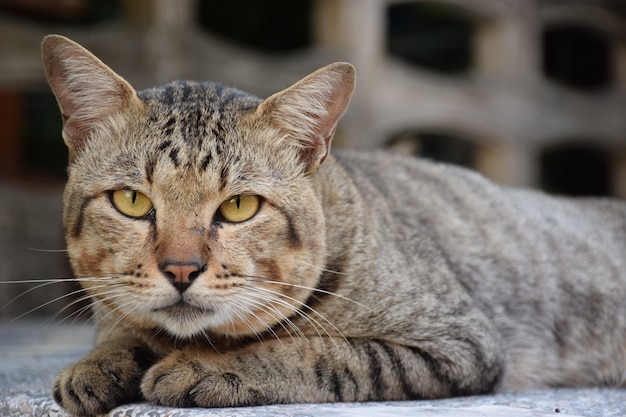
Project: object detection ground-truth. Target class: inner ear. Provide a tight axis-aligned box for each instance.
[41,34,140,156]
[256,62,356,173]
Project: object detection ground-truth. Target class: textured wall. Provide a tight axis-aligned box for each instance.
[0,183,74,320]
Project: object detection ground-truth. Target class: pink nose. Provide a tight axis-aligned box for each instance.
[161,263,205,293]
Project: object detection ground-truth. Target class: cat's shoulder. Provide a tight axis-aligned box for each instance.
[330,148,492,192]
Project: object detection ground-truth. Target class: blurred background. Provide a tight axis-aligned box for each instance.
[0,0,625,320]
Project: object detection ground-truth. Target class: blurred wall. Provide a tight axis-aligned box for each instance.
[0,0,625,319]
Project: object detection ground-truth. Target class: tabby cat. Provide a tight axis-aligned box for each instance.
[43,34,626,417]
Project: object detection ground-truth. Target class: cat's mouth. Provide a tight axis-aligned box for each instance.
[155,300,214,317]
[151,300,225,338]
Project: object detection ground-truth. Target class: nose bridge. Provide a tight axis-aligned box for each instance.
[156,214,207,265]
[156,215,209,293]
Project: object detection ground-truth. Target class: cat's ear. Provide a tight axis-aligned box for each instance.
[41,34,140,157]
[256,62,355,173]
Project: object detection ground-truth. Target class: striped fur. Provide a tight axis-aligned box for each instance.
[42,35,626,417]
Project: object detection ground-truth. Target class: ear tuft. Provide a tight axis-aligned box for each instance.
[41,34,139,155]
[257,62,355,172]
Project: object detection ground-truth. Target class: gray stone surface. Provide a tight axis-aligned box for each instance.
[1,321,625,416]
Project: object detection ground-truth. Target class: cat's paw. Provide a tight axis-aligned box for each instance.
[141,351,270,408]
[53,345,156,417]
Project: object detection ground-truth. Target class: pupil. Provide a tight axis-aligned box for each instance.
[235,195,241,209]
[131,191,137,204]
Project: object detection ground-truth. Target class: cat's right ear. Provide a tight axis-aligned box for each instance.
[41,35,140,158]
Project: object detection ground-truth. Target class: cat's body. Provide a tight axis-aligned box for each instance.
[42,35,626,417]
[331,150,626,388]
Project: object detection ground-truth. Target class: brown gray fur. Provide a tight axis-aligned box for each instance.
[42,35,626,417]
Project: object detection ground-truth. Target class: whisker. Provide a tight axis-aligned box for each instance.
[0,277,111,315]
[46,299,93,326]
[1,280,64,312]
[247,292,307,338]
[96,297,140,337]
[0,275,119,285]
[10,282,123,322]
[216,305,251,342]
[9,286,88,321]
[0,278,82,285]
[235,293,298,345]
[1,275,123,317]
[93,293,135,324]
[110,302,138,333]
[220,298,271,344]
[245,275,368,310]
[56,298,96,326]
[297,260,347,276]
[248,287,323,334]
[244,283,350,349]
[196,327,220,353]
[46,286,128,325]
[148,325,174,347]
[234,311,268,344]
[241,285,327,342]
[24,247,69,253]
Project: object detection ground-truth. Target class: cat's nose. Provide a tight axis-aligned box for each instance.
[160,262,206,293]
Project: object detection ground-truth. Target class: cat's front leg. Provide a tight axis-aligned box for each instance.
[141,335,502,408]
[53,333,158,417]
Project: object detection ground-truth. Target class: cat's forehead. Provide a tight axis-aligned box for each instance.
[138,80,261,115]
[133,80,266,172]
[123,80,288,203]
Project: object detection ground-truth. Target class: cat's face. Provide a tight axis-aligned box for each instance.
[63,83,328,339]
[42,35,355,339]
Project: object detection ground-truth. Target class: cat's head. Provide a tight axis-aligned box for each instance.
[41,35,355,339]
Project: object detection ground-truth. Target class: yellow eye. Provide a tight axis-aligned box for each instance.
[111,190,153,218]
[219,195,260,223]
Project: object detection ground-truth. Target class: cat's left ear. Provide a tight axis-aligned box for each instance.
[256,62,355,173]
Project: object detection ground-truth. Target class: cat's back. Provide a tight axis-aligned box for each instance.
[330,152,626,388]
[332,148,626,264]
[330,148,626,388]
[332,148,626,298]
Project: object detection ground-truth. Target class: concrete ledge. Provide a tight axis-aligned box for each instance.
[2,321,625,417]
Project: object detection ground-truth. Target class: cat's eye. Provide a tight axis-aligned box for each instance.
[111,190,154,218]
[218,195,260,223]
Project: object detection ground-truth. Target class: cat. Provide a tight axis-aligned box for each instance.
[42,34,626,417]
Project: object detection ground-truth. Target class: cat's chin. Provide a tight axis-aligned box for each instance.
[156,300,214,317]
[152,300,228,339]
